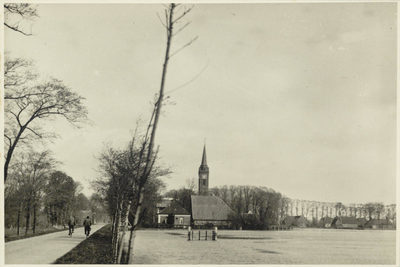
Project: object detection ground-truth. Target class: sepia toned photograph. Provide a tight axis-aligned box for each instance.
[3,1,397,265]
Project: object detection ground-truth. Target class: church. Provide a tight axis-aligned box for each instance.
[190,145,234,228]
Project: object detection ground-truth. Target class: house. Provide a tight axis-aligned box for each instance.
[357,218,368,228]
[318,217,333,228]
[282,215,310,228]
[331,216,358,229]
[364,219,393,229]
[155,198,174,214]
[156,201,191,228]
[191,195,234,228]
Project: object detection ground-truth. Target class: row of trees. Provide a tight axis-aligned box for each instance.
[4,150,93,234]
[163,184,396,229]
[4,3,97,236]
[93,139,169,263]
[284,200,396,226]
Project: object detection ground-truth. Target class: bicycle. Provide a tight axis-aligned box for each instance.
[68,226,74,237]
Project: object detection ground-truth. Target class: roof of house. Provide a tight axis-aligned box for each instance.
[283,216,309,226]
[364,219,392,226]
[357,218,368,224]
[319,217,334,223]
[191,195,234,221]
[333,216,358,225]
[156,198,174,208]
[158,201,190,215]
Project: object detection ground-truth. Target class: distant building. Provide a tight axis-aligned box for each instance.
[331,216,358,229]
[357,218,368,228]
[190,145,234,228]
[318,217,334,228]
[282,215,310,228]
[156,201,190,228]
[364,219,393,229]
[155,198,174,214]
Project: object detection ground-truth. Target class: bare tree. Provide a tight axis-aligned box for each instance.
[185,177,197,192]
[365,202,376,220]
[125,4,196,264]
[374,202,385,226]
[4,3,39,36]
[4,57,89,181]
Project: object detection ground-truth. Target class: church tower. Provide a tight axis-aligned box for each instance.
[198,145,209,196]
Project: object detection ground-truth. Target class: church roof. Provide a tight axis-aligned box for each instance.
[158,201,190,215]
[191,195,234,221]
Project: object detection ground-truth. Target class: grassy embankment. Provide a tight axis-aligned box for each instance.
[5,226,83,242]
[54,224,113,264]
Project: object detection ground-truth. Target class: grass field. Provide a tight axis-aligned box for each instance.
[54,225,113,264]
[130,228,396,264]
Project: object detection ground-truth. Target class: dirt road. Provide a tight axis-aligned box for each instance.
[5,224,104,264]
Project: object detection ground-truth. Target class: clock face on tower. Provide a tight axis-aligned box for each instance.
[201,174,207,179]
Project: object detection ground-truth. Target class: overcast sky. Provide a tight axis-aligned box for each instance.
[5,2,397,205]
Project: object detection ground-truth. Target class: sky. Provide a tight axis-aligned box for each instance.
[4,2,397,205]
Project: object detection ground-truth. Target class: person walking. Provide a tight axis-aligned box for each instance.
[83,216,92,237]
[68,216,76,237]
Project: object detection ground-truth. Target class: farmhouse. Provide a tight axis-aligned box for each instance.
[156,201,191,228]
[331,216,358,229]
[191,195,234,227]
[282,215,310,228]
[318,217,333,228]
[364,219,393,229]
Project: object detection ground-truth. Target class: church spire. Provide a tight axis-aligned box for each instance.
[198,143,209,196]
[201,145,207,166]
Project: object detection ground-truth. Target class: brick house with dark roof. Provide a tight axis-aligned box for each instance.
[331,216,358,229]
[364,219,393,229]
[157,201,191,228]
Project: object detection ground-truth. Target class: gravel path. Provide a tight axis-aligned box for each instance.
[5,224,104,264]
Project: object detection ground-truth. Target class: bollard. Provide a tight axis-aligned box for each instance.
[199,231,200,240]
[212,226,218,241]
[188,226,191,241]
[192,231,194,240]
[205,231,207,240]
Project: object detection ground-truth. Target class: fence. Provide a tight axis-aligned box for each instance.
[188,226,218,241]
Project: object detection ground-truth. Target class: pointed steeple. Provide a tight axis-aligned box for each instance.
[201,145,207,166]
[198,142,209,196]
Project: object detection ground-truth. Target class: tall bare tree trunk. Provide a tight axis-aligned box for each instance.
[117,200,131,264]
[32,203,37,234]
[126,4,177,264]
[113,201,123,264]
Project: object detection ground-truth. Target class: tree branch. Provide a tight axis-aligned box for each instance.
[169,36,198,58]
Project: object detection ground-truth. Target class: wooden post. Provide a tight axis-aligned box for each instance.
[188,226,191,241]
[212,227,218,241]
[192,231,193,240]
[205,231,207,240]
[199,231,200,240]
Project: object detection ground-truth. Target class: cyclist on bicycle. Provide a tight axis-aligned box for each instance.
[68,216,76,236]
[83,216,92,237]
